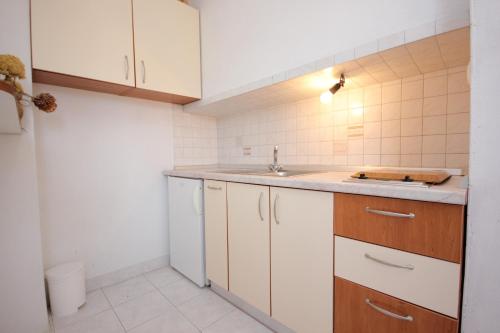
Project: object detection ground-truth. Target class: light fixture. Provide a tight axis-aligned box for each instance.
[319,73,345,104]
[329,73,345,95]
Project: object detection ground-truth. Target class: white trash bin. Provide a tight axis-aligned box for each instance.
[45,262,86,317]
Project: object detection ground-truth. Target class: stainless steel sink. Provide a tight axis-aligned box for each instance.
[208,169,315,177]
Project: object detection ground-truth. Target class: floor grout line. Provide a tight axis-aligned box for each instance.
[101,287,128,332]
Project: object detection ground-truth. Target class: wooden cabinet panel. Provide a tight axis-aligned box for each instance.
[270,188,333,333]
[31,0,134,86]
[334,277,458,333]
[132,0,201,98]
[204,180,228,290]
[335,236,461,318]
[334,193,464,263]
[227,183,270,315]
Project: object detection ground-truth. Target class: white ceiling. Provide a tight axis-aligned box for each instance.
[187,27,470,117]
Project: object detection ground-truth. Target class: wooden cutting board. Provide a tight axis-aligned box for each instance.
[351,169,451,184]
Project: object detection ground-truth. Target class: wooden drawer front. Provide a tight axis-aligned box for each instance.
[334,278,458,333]
[335,236,461,318]
[334,193,464,263]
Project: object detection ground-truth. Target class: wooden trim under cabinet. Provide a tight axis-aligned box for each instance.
[334,277,458,333]
[33,69,199,105]
[334,193,465,263]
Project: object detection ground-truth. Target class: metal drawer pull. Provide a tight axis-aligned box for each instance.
[207,185,222,191]
[124,55,129,80]
[273,194,280,224]
[141,60,146,84]
[258,192,264,221]
[365,253,415,270]
[365,207,415,219]
[366,299,413,322]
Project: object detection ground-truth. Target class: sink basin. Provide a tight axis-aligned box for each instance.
[208,169,315,177]
[260,170,315,177]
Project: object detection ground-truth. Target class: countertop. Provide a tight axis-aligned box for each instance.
[163,166,468,205]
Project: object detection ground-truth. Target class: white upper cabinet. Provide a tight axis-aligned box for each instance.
[31,0,135,86]
[132,0,201,98]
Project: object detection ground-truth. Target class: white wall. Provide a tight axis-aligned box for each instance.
[192,0,469,98]
[462,1,500,332]
[0,1,49,332]
[34,85,174,279]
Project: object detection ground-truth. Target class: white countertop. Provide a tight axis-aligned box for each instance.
[164,166,468,205]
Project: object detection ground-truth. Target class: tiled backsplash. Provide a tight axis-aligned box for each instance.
[173,108,218,166]
[217,66,470,172]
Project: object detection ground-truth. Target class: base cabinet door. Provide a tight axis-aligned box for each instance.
[204,180,228,290]
[227,183,270,315]
[334,278,458,333]
[270,187,333,333]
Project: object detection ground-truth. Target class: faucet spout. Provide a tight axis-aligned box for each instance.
[269,145,282,172]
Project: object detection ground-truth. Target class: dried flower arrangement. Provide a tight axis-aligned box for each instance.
[0,54,57,118]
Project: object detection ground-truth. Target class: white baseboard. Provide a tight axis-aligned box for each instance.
[86,255,169,291]
[210,283,295,333]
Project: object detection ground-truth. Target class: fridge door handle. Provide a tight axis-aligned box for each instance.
[192,186,202,216]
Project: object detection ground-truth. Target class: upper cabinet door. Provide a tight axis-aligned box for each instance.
[270,187,333,333]
[31,0,134,86]
[132,0,201,98]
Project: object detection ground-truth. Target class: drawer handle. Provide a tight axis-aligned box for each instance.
[364,253,415,270]
[366,298,414,322]
[258,192,264,221]
[365,207,415,219]
[207,185,222,191]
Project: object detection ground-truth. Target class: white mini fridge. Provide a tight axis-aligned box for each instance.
[167,176,206,287]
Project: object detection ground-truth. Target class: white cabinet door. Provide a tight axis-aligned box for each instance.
[227,182,270,315]
[132,0,201,98]
[271,187,333,333]
[204,180,228,290]
[31,0,134,86]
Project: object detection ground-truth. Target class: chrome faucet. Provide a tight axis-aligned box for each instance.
[269,145,282,172]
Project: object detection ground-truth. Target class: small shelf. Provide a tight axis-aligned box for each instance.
[0,81,22,134]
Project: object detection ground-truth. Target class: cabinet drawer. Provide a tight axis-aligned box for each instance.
[334,278,458,333]
[334,193,464,263]
[334,236,461,318]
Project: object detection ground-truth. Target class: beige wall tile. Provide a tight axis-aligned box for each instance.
[422,135,446,153]
[447,113,470,134]
[424,75,447,97]
[363,85,382,106]
[364,154,381,166]
[364,138,381,154]
[364,105,382,122]
[381,154,400,166]
[401,154,422,167]
[364,122,382,138]
[381,137,401,154]
[423,115,446,135]
[447,92,470,114]
[448,71,469,93]
[381,102,401,120]
[401,136,423,154]
[423,95,447,116]
[348,138,364,155]
[401,99,423,118]
[382,83,402,103]
[382,119,401,137]
[446,153,469,170]
[348,154,363,166]
[402,80,423,100]
[401,117,423,136]
[422,154,446,167]
[446,133,470,153]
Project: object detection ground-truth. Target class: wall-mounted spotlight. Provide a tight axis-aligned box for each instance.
[320,73,345,104]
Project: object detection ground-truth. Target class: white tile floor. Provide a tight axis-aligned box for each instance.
[49,266,274,333]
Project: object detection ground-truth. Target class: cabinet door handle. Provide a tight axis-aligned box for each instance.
[207,185,222,191]
[364,253,415,270]
[141,60,146,84]
[124,55,129,80]
[258,192,264,221]
[273,194,280,224]
[365,299,414,322]
[365,207,415,219]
